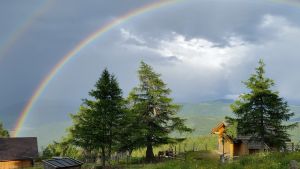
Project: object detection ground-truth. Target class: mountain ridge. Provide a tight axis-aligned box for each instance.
[2,99,299,148]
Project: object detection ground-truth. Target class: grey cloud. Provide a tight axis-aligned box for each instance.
[1,0,300,133]
[123,0,300,45]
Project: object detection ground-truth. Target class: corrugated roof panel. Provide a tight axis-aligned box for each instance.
[63,158,80,165]
[43,157,83,168]
[47,160,65,167]
[56,159,73,167]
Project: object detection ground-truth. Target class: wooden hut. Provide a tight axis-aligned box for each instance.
[211,122,268,158]
[0,137,38,169]
[43,157,83,169]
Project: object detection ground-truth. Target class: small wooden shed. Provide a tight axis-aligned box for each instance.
[211,122,268,158]
[0,137,38,169]
[43,157,83,169]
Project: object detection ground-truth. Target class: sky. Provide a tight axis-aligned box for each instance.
[1,0,300,134]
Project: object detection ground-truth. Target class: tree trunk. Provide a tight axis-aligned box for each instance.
[101,147,106,167]
[108,143,111,166]
[146,144,154,162]
[129,149,133,156]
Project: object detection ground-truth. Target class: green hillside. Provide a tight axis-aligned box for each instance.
[21,120,72,148]
[178,100,232,136]
[178,100,300,142]
[24,100,300,148]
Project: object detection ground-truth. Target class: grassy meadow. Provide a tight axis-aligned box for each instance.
[28,150,300,169]
[131,135,218,158]
[125,151,300,169]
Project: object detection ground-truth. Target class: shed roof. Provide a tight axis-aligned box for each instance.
[0,137,38,161]
[211,121,228,134]
[43,157,83,168]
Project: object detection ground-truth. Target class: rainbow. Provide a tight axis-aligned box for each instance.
[12,0,181,137]
[0,1,53,61]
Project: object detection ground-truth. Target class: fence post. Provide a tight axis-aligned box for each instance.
[193,143,195,152]
[179,144,181,154]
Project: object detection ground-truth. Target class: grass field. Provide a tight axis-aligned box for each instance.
[28,150,300,169]
[78,151,300,169]
[124,151,300,169]
[131,135,218,158]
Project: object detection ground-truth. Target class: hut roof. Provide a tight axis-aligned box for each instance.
[211,121,228,134]
[43,157,83,168]
[0,137,38,161]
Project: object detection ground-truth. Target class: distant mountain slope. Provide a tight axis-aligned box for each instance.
[178,100,233,136]
[178,101,300,142]
[3,99,300,148]
[19,120,72,149]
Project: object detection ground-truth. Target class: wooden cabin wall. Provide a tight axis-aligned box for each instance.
[0,160,32,169]
[233,143,249,156]
[218,139,232,156]
[239,143,249,155]
[233,143,240,156]
[217,125,226,153]
[218,137,222,153]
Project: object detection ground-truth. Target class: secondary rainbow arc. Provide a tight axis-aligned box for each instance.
[0,1,53,61]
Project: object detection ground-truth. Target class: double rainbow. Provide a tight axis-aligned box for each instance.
[11,0,300,136]
[12,0,181,137]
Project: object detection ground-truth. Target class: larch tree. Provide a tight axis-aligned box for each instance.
[129,61,192,161]
[230,59,297,148]
[70,68,126,167]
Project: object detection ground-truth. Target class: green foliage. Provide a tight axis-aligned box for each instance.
[230,59,297,148]
[0,121,9,137]
[42,137,82,159]
[224,117,238,139]
[128,61,192,160]
[117,107,145,154]
[69,68,127,166]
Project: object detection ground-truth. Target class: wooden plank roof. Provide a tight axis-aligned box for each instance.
[211,121,228,133]
[0,137,38,161]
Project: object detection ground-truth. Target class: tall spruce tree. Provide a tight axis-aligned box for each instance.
[70,69,125,166]
[230,60,296,148]
[129,61,192,161]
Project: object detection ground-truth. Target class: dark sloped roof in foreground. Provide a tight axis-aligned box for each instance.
[0,137,38,161]
[43,157,83,168]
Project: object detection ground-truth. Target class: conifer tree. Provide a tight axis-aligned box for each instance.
[129,61,192,161]
[70,68,125,166]
[230,60,296,148]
